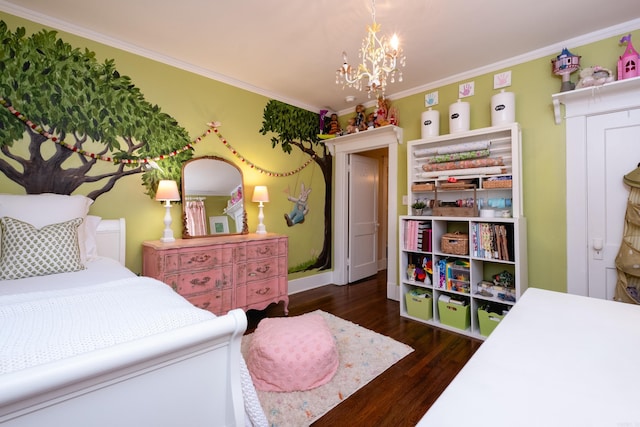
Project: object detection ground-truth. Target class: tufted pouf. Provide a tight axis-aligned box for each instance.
[246,313,339,392]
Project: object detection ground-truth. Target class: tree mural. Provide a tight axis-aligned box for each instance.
[0,23,190,200]
[259,100,332,271]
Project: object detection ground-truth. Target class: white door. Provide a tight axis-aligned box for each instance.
[586,109,640,299]
[348,154,379,282]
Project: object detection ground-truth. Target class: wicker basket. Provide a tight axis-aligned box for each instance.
[483,179,512,189]
[441,232,469,255]
[411,183,435,192]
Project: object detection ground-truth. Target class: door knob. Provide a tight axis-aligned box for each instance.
[593,238,603,251]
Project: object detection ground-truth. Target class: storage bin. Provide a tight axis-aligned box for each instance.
[477,308,505,336]
[441,232,469,255]
[405,289,433,321]
[438,300,470,330]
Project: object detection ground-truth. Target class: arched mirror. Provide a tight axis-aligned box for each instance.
[181,156,248,238]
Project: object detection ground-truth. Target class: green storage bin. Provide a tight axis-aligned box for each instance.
[478,308,505,336]
[438,300,470,330]
[405,289,433,321]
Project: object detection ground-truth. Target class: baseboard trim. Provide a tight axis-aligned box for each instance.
[288,271,334,295]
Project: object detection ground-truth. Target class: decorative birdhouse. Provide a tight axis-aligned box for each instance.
[618,34,639,80]
[551,48,581,92]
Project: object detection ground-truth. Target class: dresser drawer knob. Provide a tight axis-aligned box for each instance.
[256,287,270,296]
[190,276,211,286]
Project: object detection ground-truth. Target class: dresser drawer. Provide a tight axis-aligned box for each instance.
[177,247,233,271]
[236,259,278,284]
[246,241,281,259]
[238,277,280,307]
[176,265,233,295]
[186,289,233,316]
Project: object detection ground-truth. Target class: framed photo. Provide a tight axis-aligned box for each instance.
[209,216,229,234]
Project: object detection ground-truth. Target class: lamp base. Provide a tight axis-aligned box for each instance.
[256,203,267,234]
[160,202,175,243]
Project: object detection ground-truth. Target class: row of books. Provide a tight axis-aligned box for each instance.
[403,220,432,252]
[472,223,512,261]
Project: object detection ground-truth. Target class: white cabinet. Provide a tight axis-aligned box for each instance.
[400,124,527,339]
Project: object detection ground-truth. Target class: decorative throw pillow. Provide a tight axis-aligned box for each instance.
[0,217,85,280]
[0,193,93,262]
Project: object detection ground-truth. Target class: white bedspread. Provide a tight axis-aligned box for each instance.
[0,276,215,374]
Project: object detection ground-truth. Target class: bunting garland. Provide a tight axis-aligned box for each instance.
[207,122,315,177]
[0,97,313,176]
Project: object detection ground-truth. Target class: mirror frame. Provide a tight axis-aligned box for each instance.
[181,155,248,238]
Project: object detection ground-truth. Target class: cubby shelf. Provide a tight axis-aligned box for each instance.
[400,124,527,339]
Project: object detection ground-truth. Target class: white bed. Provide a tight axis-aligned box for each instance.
[0,194,266,427]
[417,287,640,427]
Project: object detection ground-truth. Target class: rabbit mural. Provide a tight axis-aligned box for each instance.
[285,182,311,226]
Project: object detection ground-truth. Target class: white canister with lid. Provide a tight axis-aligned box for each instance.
[421,108,440,138]
[449,99,470,133]
[491,90,516,126]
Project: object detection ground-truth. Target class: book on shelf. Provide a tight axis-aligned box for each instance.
[404,220,431,251]
[472,223,513,261]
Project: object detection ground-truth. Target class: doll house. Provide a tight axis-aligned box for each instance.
[618,34,639,80]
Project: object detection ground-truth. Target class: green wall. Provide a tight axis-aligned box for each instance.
[0,13,327,275]
[1,11,638,293]
[343,29,639,293]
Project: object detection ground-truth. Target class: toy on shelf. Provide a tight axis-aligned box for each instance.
[618,34,639,80]
[575,66,614,89]
[552,48,581,92]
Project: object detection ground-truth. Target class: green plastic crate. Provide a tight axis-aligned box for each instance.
[478,308,505,336]
[438,300,470,330]
[405,290,433,321]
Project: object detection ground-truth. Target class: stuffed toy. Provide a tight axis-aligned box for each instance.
[575,66,614,89]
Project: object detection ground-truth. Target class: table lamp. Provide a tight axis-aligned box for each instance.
[252,185,269,234]
[155,180,180,242]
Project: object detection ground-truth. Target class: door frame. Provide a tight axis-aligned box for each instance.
[554,78,640,296]
[326,126,402,300]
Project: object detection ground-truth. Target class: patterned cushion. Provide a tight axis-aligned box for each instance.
[0,217,85,280]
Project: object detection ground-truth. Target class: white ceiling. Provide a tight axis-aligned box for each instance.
[1,0,640,114]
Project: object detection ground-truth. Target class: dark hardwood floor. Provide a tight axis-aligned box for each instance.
[245,270,482,427]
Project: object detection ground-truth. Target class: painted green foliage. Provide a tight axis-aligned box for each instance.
[259,100,332,271]
[0,22,191,199]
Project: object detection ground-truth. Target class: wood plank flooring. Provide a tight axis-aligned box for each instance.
[245,270,482,427]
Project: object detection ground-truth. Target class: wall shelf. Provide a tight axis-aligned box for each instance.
[552,76,640,124]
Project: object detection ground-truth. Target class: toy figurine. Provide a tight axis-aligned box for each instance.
[375,96,390,127]
[366,112,376,129]
[355,104,367,131]
[346,117,358,134]
[327,113,341,135]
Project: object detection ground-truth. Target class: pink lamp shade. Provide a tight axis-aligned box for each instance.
[252,185,269,234]
[155,180,180,201]
[252,185,270,203]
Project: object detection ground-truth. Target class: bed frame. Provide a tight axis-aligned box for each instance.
[0,219,248,427]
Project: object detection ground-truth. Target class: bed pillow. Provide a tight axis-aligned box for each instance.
[0,217,85,280]
[0,193,93,262]
[83,215,102,262]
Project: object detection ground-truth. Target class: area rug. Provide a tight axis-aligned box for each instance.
[241,310,414,427]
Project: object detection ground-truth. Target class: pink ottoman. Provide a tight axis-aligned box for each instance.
[247,313,339,392]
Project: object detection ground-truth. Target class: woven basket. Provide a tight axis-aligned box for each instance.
[441,232,469,255]
[483,179,512,189]
[411,183,435,191]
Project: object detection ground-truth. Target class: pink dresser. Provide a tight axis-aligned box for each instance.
[143,234,288,316]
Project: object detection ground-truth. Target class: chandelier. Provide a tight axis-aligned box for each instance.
[336,0,405,98]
